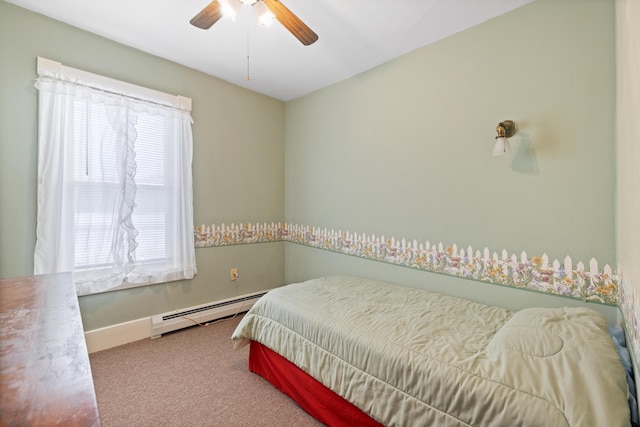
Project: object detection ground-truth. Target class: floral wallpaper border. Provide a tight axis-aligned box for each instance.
[195,222,618,304]
[195,221,639,362]
[620,274,640,371]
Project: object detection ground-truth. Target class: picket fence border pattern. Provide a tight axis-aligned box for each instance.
[194,222,619,305]
[619,274,640,370]
[195,221,639,382]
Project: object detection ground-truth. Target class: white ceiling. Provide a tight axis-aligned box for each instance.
[6,0,534,101]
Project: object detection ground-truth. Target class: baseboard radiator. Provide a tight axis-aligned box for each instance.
[150,290,268,339]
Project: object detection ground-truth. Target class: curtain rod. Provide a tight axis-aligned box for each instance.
[36,57,192,112]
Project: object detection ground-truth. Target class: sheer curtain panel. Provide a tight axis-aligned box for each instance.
[34,58,197,296]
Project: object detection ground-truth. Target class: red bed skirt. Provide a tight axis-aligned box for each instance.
[249,340,384,427]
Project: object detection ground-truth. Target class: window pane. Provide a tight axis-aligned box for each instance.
[135,113,165,186]
[74,100,119,183]
[133,185,167,262]
[72,102,168,270]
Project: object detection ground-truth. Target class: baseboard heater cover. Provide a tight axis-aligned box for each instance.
[150,290,268,339]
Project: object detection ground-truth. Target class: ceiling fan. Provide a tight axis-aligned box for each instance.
[190,0,318,46]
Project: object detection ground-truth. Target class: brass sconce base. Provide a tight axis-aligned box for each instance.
[497,120,518,138]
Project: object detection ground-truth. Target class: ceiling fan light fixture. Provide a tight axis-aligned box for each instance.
[253,1,275,26]
[219,0,242,19]
[190,0,318,46]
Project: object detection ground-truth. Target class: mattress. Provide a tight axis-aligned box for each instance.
[232,276,631,426]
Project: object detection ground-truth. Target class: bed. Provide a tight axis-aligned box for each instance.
[231,276,631,426]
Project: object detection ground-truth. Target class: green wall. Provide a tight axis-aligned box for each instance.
[0,0,621,329]
[616,0,640,394]
[617,0,640,308]
[284,0,616,308]
[0,1,285,330]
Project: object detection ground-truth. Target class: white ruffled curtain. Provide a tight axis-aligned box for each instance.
[34,76,197,295]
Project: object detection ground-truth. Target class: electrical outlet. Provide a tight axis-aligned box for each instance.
[230,268,238,282]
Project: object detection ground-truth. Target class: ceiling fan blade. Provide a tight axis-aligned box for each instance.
[263,0,318,46]
[190,0,224,29]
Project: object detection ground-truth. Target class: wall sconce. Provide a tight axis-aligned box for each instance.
[493,120,518,157]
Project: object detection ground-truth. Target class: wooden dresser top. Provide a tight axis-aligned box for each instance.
[1,273,101,426]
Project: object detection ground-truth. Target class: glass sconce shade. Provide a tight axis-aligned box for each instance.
[492,120,517,157]
[493,137,511,156]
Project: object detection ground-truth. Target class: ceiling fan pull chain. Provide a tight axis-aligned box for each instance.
[246,14,251,81]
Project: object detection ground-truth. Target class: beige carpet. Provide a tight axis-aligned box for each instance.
[89,314,324,427]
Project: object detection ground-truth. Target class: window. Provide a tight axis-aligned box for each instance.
[34,58,197,295]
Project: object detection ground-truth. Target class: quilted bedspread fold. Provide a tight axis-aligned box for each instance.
[231,276,630,427]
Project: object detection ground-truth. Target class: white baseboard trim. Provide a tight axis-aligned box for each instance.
[85,317,150,354]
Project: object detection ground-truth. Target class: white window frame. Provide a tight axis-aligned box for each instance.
[34,57,197,295]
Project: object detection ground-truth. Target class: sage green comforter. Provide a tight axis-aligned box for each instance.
[232,276,630,426]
